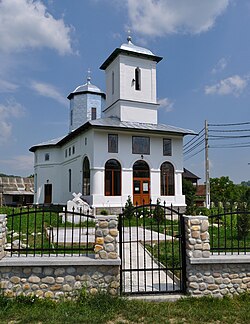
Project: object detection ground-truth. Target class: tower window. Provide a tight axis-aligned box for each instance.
[135,67,141,91]
[45,153,50,161]
[91,107,97,120]
[112,71,114,94]
[70,110,73,126]
[69,169,72,192]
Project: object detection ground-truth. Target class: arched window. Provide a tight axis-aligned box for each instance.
[160,162,175,196]
[82,157,90,196]
[135,67,141,91]
[133,160,150,178]
[105,159,121,196]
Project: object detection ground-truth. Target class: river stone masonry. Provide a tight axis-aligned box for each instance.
[184,215,210,259]
[0,263,120,299]
[0,214,7,260]
[95,217,118,259]
[185,215,250,297]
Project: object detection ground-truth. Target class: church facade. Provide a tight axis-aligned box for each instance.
[30,37,195,211]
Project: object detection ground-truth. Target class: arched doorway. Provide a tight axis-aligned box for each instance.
[133,160,150,205]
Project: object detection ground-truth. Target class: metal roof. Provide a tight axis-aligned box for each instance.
[100,38,162,70]
[29,117,196,152]
[67,81,105,100]
[0,177,34,194]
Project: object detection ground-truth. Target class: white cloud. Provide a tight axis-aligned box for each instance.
[0,0,73,55]
[211,57,228,74]
[0,154,34,173]
[205,75,248,96]
[31,81,67,106]
[0,79,19,93]
[126,0,230,37]
[158,97,174,112]
[0,100,25,144]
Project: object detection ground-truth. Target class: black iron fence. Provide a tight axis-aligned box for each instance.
[209,207,250,255]
[119,201,186,295]
[5,205,95,257]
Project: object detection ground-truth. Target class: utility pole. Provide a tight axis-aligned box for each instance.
[205,120,210,209]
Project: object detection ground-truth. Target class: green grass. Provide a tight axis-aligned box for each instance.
[209,223,250,253]
[1,207,95,255]
[1,292,250,323]
[145,240,182,278]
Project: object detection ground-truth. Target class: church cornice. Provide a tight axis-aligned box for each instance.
[100,48,162,70]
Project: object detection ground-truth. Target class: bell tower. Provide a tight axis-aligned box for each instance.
[67,72,105,132]
[100,36,162,124]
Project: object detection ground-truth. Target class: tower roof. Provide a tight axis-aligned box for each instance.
[100,37,162,70]
[67,76,105,100]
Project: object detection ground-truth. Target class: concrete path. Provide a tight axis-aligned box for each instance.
[120,227,179,293]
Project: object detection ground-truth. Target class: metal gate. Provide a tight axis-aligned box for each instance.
[118,201,186,295]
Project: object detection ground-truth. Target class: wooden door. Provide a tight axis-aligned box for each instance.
[133,178,150,205]
[44,184,52,204]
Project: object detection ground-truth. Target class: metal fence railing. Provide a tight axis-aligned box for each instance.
[5,205,95,257]
[208,208,250,255]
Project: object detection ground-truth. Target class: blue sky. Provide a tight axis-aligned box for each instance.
[0,0,249,184]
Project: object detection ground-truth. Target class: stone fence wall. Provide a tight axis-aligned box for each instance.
[0,214,120,299]
[184,215,250,297]
[2,212,250,299]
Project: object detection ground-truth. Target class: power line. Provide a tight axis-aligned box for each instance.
[209,135,250,139]
[184,147,205,161]
[209,121,250,127]
[183,127,204,148]
[209,129,250,132]
[183,138,205,155]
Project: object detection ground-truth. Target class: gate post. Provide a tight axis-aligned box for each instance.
[94,216,119,259]
[0,214,7,260]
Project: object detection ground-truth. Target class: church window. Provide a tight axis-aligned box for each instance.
[160,162,175,196]
[135,67,141,91]
[70,110,73,126]
[65,149,67,158]
[105,159,121,196]
[132,136,150,155]
[72,146,75,154]
[45,153,50,161]
[108,134,118,153]
[69,169,72,192]
[82,157,90,196]
[69,147,71,156]
[85,137,87,145]
[91,107,97,120]
[112,71,114,94]
[163,139,172,156]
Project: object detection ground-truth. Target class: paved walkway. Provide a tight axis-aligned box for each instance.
[120,227,179,293]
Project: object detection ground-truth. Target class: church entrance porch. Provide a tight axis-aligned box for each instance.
[133,160,150,205]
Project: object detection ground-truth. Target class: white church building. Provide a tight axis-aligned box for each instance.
[30,37,195,212]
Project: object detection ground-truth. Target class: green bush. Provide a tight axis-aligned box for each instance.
[123,196,134,219]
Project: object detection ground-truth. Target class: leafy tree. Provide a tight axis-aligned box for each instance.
[182,178,196,214]
[210,176,238,207]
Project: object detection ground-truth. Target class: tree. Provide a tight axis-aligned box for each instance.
[182,178,196,214]
[210,176,238,207]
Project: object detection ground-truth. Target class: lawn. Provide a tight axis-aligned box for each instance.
[0,292,250,323]
[0,206,95,256]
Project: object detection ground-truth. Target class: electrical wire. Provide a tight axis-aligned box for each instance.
[208,121,250,127]
[184,147,205,161]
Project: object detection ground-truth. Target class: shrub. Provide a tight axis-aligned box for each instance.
[123,196,134,219]
[100,209,108,216]
[153,199,165,223]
